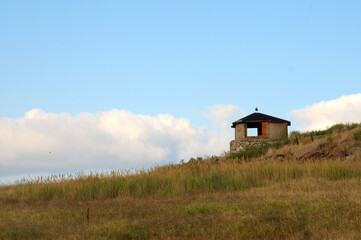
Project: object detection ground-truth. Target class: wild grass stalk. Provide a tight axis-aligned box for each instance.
[6,158,361,202]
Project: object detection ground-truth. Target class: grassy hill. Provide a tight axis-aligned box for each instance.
[1,124,361,239]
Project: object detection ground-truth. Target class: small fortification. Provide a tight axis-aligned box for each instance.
[230,111,291,152]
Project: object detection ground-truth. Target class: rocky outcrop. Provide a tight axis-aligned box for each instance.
[346,147,361,161]
[230,139,278,153]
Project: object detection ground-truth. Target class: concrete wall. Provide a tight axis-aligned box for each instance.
[267,122,288,139]
[235,123,246,140]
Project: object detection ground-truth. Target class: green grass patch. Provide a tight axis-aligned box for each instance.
[354,129,361,141]
[291,123,361,138]
[229,144,271,160]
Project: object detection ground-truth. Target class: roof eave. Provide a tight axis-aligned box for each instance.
[232,120,291,127]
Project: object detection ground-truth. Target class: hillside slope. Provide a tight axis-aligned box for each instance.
[265,124,361,161]
[229,123,361,162]
[1,123,361,239]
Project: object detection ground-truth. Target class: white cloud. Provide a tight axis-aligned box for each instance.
[289,93,361,131]
[202,104,245,134]
[0,105,243,179]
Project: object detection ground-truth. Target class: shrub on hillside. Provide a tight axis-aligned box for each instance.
[229,144,271,160]
[346,123,359,130]
[354,129,361,141]
[291,123,361,138]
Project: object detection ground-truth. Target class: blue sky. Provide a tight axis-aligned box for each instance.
[1,1,361,183]
[2,1,360,120]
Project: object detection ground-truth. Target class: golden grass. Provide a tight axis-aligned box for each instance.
[2,176,361,239]
[1,124,361,239]
[267,128,357,159]
[4,158,361,202]
[2,158,361,239]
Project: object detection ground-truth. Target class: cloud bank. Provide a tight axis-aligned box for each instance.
[290,93,361,131]
[0,105,243,179]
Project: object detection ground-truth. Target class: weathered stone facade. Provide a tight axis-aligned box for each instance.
[230,139,278,153]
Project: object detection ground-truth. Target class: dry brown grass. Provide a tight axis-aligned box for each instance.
[265,127,361,161]
[1,124,361,239]
[2,177,361,239]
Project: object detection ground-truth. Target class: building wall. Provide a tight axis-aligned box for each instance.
[267,122,288,139]
[235,123,246,140]
[230,139,278,152]
[261,122,267,137]
[231,121,289,152]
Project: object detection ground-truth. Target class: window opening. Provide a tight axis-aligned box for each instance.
[246,122,263,137]
[247,128,258,136]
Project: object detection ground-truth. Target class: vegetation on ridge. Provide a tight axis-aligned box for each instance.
[1,123,361,239]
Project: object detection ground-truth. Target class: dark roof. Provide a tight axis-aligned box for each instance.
[232,112,291,128]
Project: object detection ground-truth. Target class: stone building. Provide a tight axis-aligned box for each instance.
[230,112,291,152]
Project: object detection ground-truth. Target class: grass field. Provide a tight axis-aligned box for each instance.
[1,124,361,239]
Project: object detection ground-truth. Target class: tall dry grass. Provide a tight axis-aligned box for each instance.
[1,123,361,239]
[4,158,361,202]
[3,123,359,203]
